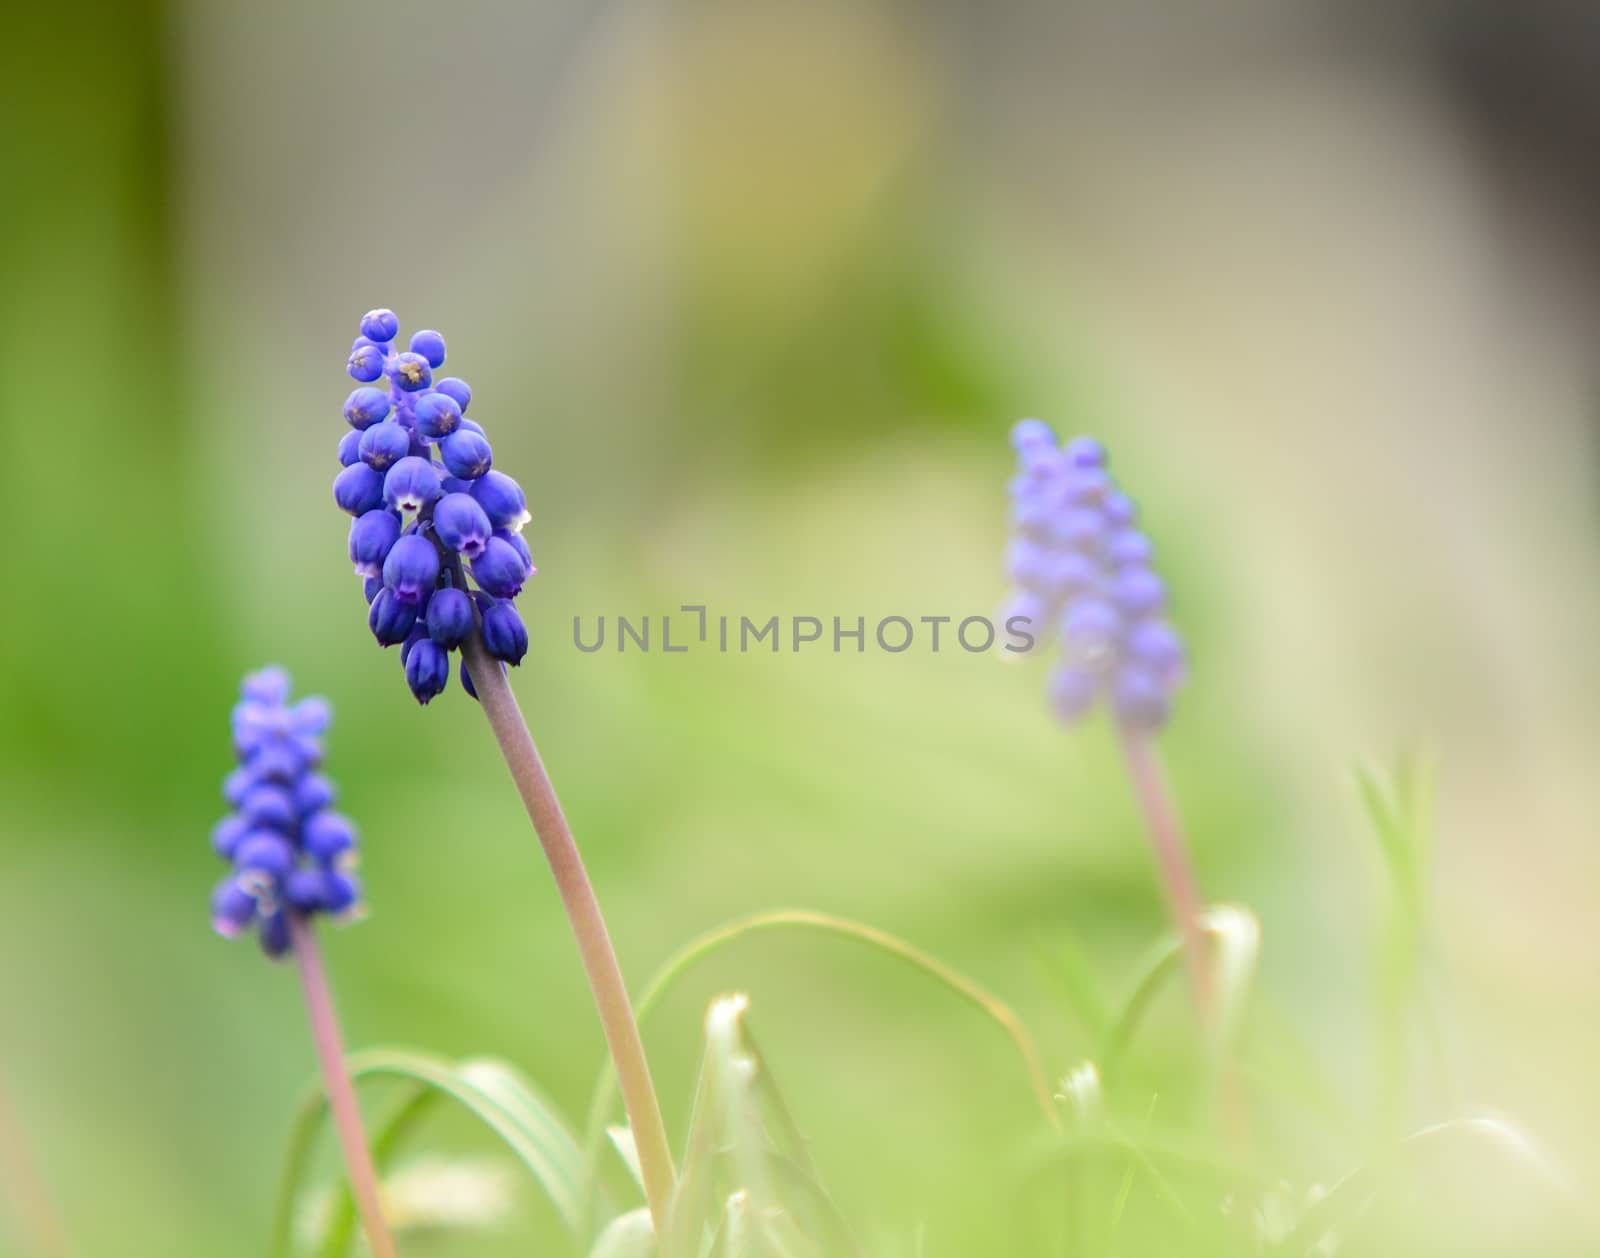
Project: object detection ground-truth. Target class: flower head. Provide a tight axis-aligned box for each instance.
[1003,421,1186,732]
[209,665,363,953]
[334,310,537,702]
[210,667,364,957]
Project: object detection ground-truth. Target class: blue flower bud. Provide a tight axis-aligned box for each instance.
[259,911,292,959]
[223,766,254,806]
[349,509,401,579]
[1049,665,1099,723]
[343,387,392,430]
[1041,552,1100,599]
[382,456,443,513]
[359,421,412,471]
[435,376,471,412]
[1111,567,1166,617]
[1125,620,1185,683]
[293,773,336,815]
[404,638,450,704]
[481,599,528,665]
[360,308,401,342]
[249,743,301,784]
[432,492,492,558]
[426,586,475,648]
[303,811,356,866]
[460,657,480,700]
[211,878,258,939]
[469,471,530,532]
[334,462,386,516]
[1062,600,1121,663]
[239,786,296,832]
[440,428,492,479]
[242,667,291,705]
[284,868,329,913]
[1011,418,1055,450]
[471,536,527,599]
[382,534,441,605]
[1103,491,1136,527]
[324,871,361,917]
[234,830,294,879]
[399,625,426,665]
[362,575,383,604]
[368,586,419,645]
[1052,508,1105,550]
[493,528,535,576]
[211,815,249,860]
[1107,529,1153,568]
[387,351,432,392]
[458,417,484,436]
[1113,666,1169,731]
[409,329,446,368]
[290,697,331,736]
[338,429,362,467]
[347,342,384,382]
[414,391,462,440]
[1065,436,1106,468]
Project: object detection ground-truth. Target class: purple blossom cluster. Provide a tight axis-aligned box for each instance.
[210,668,362,958]
[1004,421,1187,732]
[335,309,534,703]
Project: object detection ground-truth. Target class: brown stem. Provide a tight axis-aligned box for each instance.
[462,635,676,1232]
[1117,726,1212,1017]
[289,915,396,1258]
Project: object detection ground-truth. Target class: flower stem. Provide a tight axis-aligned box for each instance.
[288,914,396,1258]
[1116,725,1212,1018]
[462,636,677,1233]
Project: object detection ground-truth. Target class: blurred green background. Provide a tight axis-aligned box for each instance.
[3,2,1599,1255]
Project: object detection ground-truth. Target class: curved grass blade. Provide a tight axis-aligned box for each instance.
[1101,904,1260,1082]
[582,906,1056,1199]
[269,1047,591,1258]
[1274,1115,1582,1257]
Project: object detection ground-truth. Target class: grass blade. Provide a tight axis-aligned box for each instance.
[269,1047,591,1258]
[583,906,1056,1201]
[1101,905,1260,1083]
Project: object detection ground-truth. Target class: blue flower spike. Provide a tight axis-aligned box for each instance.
[1003,421,1186,732]
[331,309,537,703]
[210,668,365,958]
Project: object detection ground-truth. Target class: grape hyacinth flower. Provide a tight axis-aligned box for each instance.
[1003,421,1212,1011]
[1003,420,1186,731]
[328,310,677,1232]
[210,667,361,953]
[208,667,396,1258]
[335,310,535,705]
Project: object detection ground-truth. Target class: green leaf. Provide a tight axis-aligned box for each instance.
[609,1125,646,1194]
[1033,929,1110,1042]
[583,906,1056,1213]
[664,994,862,1258]
[1101,904,1260,1084]
[268,1047,592,1258]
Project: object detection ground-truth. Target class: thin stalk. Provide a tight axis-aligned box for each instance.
[0,1072,71,1258]
[288,915,396,1258]
[462,635,676,1233]
[1116,726,1211,1017]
